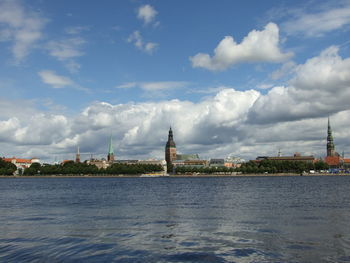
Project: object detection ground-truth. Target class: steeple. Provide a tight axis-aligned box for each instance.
[327,117,335,157]
[166,127,176,148]
[75,146,80,163]
[107,135,115,162]
[165,126,177,172]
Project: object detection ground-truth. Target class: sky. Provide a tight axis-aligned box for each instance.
[0,0,350,162]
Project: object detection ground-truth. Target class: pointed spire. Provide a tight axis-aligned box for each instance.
[75,145,81,163]
[327,117,335,157]
[108,135,114,155]
[165,126,177,172]
[107,135,115,162]
[166,126,175,146]
[168,126,173,140]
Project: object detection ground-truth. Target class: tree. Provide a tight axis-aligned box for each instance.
[314,160,329,171]
[0,158,17,175]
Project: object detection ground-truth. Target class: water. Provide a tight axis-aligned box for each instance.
[0,176,350,263]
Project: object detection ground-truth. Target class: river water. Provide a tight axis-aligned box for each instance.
[0,176,350,262]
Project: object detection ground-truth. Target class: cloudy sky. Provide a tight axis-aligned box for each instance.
[0,0,350,162]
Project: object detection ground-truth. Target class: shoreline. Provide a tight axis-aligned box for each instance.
[0,173,348,178]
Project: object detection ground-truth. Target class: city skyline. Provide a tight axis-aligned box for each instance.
[0,0,350,162]
[4,118,343,165]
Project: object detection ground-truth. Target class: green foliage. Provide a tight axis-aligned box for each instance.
[0,158,17,175]
[105,163,163,175]
[22,161,99,176]
[22,161,163,176]
[314,160,329,170]
[174,165,235,174]
[236,159,316,174]
[23,162,41,176]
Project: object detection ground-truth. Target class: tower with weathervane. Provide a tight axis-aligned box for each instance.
[75,146,80,163]
[107,135,115,162]
[327,117,335,157]
[165,127,177,172]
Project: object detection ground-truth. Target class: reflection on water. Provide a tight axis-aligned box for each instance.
[1,176,350,262]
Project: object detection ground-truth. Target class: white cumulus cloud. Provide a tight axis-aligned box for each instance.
[248,46,350,123]
[127,30,158,54]
[1,80,350,162]
[0,0,47,62]
[291,46,350,91]
[190,23,293,71]
[2,45,350,162]
[137,4,158,25]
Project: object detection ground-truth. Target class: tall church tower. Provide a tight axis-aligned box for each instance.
[75,146,80,163]
[107,135,115,162]
[165,127,177,171]
[327,117,335,157]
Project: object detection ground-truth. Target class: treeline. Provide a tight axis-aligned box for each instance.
[0,158,331,176]
[24,161,99,175]
[22,161,163,176]
[105,163,163,174]
[174,160,329,174]
[236,160,329,174]
[0,158,17,175]
[175,166,235,174]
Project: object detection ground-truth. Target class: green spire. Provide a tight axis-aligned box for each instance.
[108,135,114,155]
[327,117,335,157]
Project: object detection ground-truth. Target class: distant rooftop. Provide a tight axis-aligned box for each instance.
[176,154,199,160]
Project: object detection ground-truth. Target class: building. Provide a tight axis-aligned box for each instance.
[224,156,244,168]
[75,146,80,163]
[256,153,315,163]
[326,117,335,157]
[87,159,109,169]
[209,159,225,167]
[114,160,139,165]
[172,159,208,168]
[3,157,40,174]
[107,135,115,162]
[343,159,350,169]
[165,127,177,171]
[324,118,343,168]
[176,154,199,160]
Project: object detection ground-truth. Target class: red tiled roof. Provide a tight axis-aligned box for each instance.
[343,158,350,163]
[325,156,341,166]
[3,158,32,164]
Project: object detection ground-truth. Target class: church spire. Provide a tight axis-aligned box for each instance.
[165,126,177,173]
[75,146,80,163]
[166,127,176,148]
[107,135,115,162]
[327,117,335,157]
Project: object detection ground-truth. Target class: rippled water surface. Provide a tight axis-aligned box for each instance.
[1,176,350,262]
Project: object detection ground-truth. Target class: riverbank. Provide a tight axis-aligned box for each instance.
[0,173,348,178]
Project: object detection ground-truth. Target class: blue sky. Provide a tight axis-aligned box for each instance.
[1,0,350,162]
